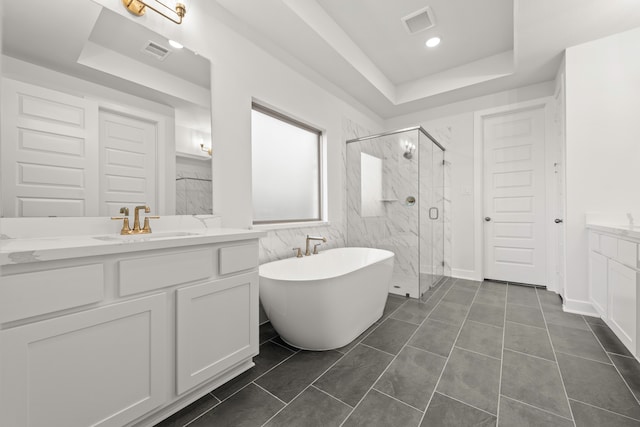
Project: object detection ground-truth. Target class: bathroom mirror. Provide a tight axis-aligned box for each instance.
[0,0,213,218]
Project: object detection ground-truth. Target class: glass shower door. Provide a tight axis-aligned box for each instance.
[419,130,445,298]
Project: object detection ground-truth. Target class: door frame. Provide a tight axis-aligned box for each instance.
[96,99,173,216]
[473,97,562,292]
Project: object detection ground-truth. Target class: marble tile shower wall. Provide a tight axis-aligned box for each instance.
[257,118,372,264]
[176,157,213,215]
[347,132,421,297]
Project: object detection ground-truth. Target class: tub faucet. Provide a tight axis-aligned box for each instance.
[305,235,327,256]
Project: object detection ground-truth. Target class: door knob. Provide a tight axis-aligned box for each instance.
[554,219,563,223]
[485,217,491,222]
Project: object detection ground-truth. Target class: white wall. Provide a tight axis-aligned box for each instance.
[386,81,555,279]
[563,26,640,310]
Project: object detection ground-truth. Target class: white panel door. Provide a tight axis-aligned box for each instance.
[483,106,547,285]
[1,78,99,217]
[0,294,167,427]
[176,272,258,394]
[99,109,157,216]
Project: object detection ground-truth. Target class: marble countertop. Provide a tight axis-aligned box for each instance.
[585,223,640,241]
[0,228,267,266]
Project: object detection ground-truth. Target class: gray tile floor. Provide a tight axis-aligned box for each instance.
[156,278,640,427]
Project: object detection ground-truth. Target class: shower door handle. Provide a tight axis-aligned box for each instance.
[429,207,439,220]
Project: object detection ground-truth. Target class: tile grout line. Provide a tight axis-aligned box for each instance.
[435,391,498,418]
[500,394,574,422]
[466,318,504,330]
[453,345,502,362]
[372,388,426,414]
[535,287,577,427]
[495,283,509,424]
[310,384,354,409]
[583,315,640,408]
[252,382,288,406]
[502,347,557,363]
[404,343,448,360]
[260,295,414,427]
[339,277,462,427]
[552,349,613,366]
[568,397,640,423]
[417,280,487,426]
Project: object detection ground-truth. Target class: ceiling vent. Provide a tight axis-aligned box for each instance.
[141,41,171,61]
[401,6,436,34]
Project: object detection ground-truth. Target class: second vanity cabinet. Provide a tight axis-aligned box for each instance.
[588,229,639,358]
[0,232,263,427]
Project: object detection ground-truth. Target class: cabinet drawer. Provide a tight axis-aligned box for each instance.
[119,248,214,296]
[0,264,104,323]
[618,239,638,269]
[600,235,618,259]
[219,243,258,275]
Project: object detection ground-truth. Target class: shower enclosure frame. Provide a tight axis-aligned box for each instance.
[346,126,446,299]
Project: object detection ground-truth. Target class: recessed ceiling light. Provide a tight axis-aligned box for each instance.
[425,37,441,48]
[169,39,184,49]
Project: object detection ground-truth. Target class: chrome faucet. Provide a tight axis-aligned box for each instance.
[305,235,327,256]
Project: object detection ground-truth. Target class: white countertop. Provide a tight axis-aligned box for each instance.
[585,212,640,242]
[0,228,267,266]
[585,223,640,241]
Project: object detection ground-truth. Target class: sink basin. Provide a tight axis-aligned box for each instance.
[93,231,202,242]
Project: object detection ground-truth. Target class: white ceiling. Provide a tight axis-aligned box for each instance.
[214,0,640,118]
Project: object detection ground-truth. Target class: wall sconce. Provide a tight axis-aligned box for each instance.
[200,144,212,156]
[123,0,186,24]
[403,141,416,159]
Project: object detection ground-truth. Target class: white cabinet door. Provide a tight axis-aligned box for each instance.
[589,251,608,317]
[176,272,258,394]
[0,294,167,427]
[608,260,637,354]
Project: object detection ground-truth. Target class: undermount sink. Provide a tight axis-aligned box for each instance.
[94,231,202,242]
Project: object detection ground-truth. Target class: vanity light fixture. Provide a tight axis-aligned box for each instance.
[200,144,212,156]
[122,0,186,24]
[425,37,441,48]
[403,141,416,159]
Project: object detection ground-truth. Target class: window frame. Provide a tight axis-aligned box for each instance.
[251,102,324,226]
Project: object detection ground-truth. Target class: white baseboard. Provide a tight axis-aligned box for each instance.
[562,298,598,316]
[451,268,481,281]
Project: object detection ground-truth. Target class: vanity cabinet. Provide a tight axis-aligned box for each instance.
[0,294,167,427]
[0,234,263,427]
[608,260,637,351]
[588,230,639,358]
[176,273,258,394]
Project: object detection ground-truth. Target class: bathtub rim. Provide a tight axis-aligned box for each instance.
[258,247,394,282]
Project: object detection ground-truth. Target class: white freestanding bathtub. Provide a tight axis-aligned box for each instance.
[259,247,394,351]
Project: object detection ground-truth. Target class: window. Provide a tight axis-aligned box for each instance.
[251,103,323,225]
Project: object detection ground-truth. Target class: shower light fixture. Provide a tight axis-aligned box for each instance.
[122,0,186,24]
[403,141,416,159]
